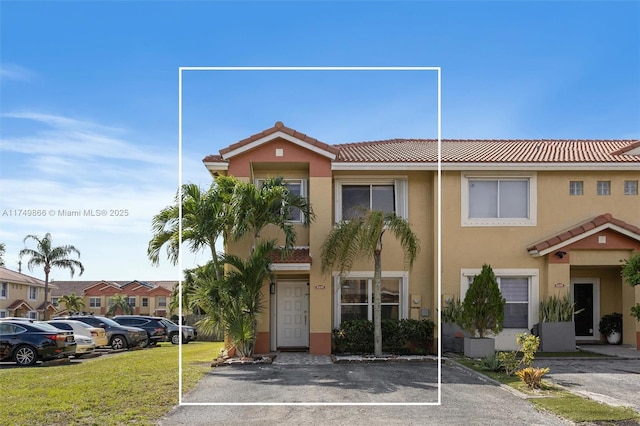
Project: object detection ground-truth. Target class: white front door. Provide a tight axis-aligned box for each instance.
[277,281,309,348]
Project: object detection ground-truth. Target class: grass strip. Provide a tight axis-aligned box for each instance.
[0,341,223,426]
[455,357,640,423]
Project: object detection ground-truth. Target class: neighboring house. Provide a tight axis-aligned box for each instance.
[50,280,175,317]
[203,121,640,354]
[0,267,58,320]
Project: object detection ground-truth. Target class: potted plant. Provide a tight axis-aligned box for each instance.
[441,297,469,353]
[631,304,640,350]
[537,293,582,352]
[460,264,505,358]
[599,313,622,344]
[621,251,640,349]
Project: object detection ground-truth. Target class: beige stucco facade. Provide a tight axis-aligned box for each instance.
[0,267,57,320]
[205,123,640,354]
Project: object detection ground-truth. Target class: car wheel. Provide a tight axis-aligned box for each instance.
[140,335,150,348]
[14,345,38,366]
[110,335,128,350]
[170,333,179,345]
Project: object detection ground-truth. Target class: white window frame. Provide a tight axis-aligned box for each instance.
[89,297,101,308]
[127,297,136,307]
[460,268,539,330]
[28,311,38,320]
[0,310,8,318]
[51,297,59,307]
[333,271,408,326]
[334,176,408,222]
[624,180,638,196]
[28,286,39,301]
[569,181,583,196]
[142,297,149,307]
[157,296,167,308]
[597,181,611,196]
[461,173,537,227]
[255,178,308,223]
[0,282,8,299]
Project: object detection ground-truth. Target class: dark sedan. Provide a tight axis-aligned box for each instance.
[0,319,77,366]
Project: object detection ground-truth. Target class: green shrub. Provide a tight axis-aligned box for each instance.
[332,318,435,354]
[441,297,464,324]
[480,352,503,372]
[599,312,623,336]
[516,367,550,389]
[460,264,505,338]
[516,333,540,368]
[498,351,520,376]
[539,293,584,322]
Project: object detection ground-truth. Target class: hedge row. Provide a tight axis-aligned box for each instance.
[332,318,435,354]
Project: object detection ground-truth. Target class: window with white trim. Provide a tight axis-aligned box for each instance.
[142,297,149,307]
[624,180,638,196]
[28,286,38,301]
[569,181,583,196]
[597,181,610,195]
[28,311,38,320]
[462,175,537,226]
[256,178,307,223]
[335,177,408,221]
[157,296,167,307]
[127,297,136,307]
[89,297,101,308]
[461,269,538,330]
[334,274,407,326]
[0,310,8,318]
[51,297,59,307]
[0,282,7,299]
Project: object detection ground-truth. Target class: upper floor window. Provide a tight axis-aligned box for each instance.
[157,296,167,307]
[597,181,610,195]
[51,297,59,307]
[569,181,583,196]
[624,180,638,196]
[0,282,7,299]
[128,297,136,307]
[142,297,149,307]
[89,297,101,308]
[28,286,39,301]
[256,178,307,223]
[462,174,537,227]
[335,177,408,222]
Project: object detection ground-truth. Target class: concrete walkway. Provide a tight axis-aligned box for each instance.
[577,343,640,358]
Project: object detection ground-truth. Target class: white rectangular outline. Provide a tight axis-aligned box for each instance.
[178,66,442,406]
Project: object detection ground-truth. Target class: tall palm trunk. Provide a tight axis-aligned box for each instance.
[44,266,50,320]
[373,240,383,356]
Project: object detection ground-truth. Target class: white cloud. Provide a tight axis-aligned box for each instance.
[0,64,36,82]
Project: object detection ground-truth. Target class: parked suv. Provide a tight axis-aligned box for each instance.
[112,315,196,345]
[112,316,168,346]
[53,314,147,350]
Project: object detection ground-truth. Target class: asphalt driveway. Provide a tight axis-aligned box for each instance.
[535,358,640,413]
[160,361,568,425]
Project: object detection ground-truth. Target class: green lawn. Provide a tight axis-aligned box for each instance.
[0,341,224,426]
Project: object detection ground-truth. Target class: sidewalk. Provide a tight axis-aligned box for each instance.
[577,344,640,359]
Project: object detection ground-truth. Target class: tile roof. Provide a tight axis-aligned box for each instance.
[268,248,312,264]
[335,139,640,163]
[527,213,640,253]
[6,299,34,311]
[203,123,640,164]
[50,280,178,296]
[0,267,50,288]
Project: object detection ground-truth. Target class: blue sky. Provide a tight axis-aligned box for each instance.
[1,1,638,281]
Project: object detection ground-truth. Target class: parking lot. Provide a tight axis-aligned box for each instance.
[0,345,145,369]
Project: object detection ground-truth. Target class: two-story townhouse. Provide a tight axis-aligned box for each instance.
[0,267,58,319]
[203,122,640,354]
[50,280,174,317]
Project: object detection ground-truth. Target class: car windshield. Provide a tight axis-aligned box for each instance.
[160,319,177,327]
[93,317,121,327]
[32,322,68,332]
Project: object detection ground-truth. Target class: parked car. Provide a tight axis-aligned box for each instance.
[161,318,197,345]
[47,319,108,348]
[112,315,197,345]
[112,315,168,346]
[0,319,77,366]
[53,314,147,350]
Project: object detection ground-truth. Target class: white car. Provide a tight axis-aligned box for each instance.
[47,319,109,348]
[72,334,96,357]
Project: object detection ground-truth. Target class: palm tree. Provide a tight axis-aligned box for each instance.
[148,177,235,280]
[230,176,314,254]
[321,210,419,356]
[190,241,275,357]
[0,242,5,267]
[59,292,85,313]
[19,233,84,320]
[105,293,133,316]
